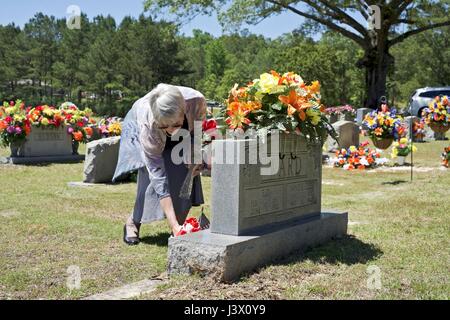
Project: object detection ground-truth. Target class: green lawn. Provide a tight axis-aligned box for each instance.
[0,135,449,300]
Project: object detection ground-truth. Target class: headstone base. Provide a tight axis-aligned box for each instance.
[168,211,348,282]
[0,155,84,165]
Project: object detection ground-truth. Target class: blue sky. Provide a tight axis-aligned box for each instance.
[0,0,310,38]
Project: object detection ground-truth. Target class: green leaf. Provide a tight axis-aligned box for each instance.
[276,122,286,131]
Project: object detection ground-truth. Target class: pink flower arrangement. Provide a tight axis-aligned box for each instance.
[325,105,356,116]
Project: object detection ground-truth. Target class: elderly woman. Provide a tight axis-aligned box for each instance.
[113,84,206,245]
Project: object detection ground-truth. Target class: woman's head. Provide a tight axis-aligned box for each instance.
[148,84,185,135]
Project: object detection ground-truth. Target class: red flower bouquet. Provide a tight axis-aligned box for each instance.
[176,217,201,236]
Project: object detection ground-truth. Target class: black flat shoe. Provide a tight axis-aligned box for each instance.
[123,224,140,245]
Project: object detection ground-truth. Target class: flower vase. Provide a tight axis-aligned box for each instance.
[429,122,450,134]
[372,137,394,150]
[396,156,406,166]
[10,141,25,157]
[72,141,80,155]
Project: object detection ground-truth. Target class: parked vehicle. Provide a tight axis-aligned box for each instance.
[408,87,450,117]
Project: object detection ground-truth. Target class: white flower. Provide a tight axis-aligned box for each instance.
[359,157,369,166]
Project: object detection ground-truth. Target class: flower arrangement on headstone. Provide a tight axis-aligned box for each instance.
[442,146,450,168]
[325,105,356,122]
[0,100,30,156]
[59,102,97,154]
[340,105,356,121]
[330,141,387,170]
[390,137,417,166]
[98,117,122,138]
[222,70,336,143]
[324,107,340,123]
[362,108,406,150]
[421,96,449,134]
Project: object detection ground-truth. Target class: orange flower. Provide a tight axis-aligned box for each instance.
[244,101,262,112]
[442,96,449,106]
[229,84,247,102]
[374,127,383,136]
[24,125,31,135]
[307,81,321,95]
[84,127,93,137]
[278,90,311,121]
[358,165,366,170]
[0,120,7,131]
[225,102,251,129]
[270,70,281,83]
[73,131,83,141]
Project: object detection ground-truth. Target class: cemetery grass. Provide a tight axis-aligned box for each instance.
[0,136,449,300]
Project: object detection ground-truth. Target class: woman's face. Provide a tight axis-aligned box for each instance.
[158,114,184,136]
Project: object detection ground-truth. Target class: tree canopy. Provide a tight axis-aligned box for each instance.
[144,0,450,108]
[0,6,448,116]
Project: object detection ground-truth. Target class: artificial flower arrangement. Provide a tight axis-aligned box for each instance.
[331,141,386,170]
[421,95,450,133]
[222,70,336,143]
[362,108,406,149]
[442,146,450,168]
[59,102,97,143]
[391,137,417,165]
[175,217,201,236]
[325,105,356,117]
[26,105,65,127]
[0,100,31,147]
[412,119,426,141]
[98,117,122,138]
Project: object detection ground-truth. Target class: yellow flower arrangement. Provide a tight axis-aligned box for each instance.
[223,70,336,143]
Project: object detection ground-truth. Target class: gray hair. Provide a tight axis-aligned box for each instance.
[147,84,185,126]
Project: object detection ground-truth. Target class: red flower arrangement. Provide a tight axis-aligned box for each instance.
[175,217,201,236]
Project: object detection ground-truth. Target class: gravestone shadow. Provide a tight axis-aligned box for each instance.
[140,232,171,247]
[268,235,383,267]
[382,180,408,185]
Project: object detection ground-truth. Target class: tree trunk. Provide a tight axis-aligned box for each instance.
[357,34,394,109]
[358,50,393,109]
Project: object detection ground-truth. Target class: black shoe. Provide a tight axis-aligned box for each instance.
[123,224,140,245]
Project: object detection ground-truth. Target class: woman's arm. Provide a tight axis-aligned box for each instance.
[140,123,182,234]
